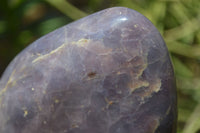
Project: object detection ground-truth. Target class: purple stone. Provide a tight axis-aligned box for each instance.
[0,7,176,133]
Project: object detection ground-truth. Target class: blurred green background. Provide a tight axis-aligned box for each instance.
[0,0,200,132]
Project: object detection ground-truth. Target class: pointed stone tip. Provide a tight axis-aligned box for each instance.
[101,6,139,14]
[70,6,158,39]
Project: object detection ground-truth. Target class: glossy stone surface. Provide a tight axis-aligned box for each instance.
[0,7,176,133]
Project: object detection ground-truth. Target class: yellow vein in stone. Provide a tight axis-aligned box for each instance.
[165,106,171,115]
[0,70,16,98]
[32,43,66,63]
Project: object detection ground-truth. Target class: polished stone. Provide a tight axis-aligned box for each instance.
[0,7,176,133]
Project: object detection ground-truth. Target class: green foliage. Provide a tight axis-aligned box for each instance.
[0,0,200,132]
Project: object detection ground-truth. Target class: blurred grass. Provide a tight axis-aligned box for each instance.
[0,0,200,132]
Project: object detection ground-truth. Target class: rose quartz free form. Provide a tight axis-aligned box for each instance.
[0,7,176,133]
